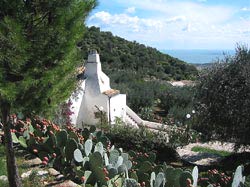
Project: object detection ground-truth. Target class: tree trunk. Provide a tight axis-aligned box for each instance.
[1,101,22,187]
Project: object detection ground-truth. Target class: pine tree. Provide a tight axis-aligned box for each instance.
[0,0,96,186]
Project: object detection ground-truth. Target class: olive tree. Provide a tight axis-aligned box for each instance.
[195,46,250,149]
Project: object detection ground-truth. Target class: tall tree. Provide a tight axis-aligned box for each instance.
[0,0,96,186]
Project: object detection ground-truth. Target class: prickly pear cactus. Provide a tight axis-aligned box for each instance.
[89,126,96,133]
[192,166,198,187]
[123,178,139,187]
[74,148,84,162]
[89,152,106,186]
[150,172,156,187]
[179,171,193,187]
[44,134,56,153]
[115,156,124,168]
[85,139,93,156]
[232,165,245,187]
[83,170,92,185]
[122,153,132,170]
[118,164,127,174]
[56,130,68,147]
[69,131,79,143]
[155,172,165,187]
[12,133,19,143]
[164,166,182,187]
[138,161,153,174]
[104,153,109,166]
[94,142,104,156]
[19,136,27,148]
[148,152,156,163]
[65,138,78,161]
[109,149,120,166]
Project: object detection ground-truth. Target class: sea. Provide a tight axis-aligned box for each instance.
[162,49,235,64]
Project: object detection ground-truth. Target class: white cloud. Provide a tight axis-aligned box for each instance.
[241,7,250,11]
[125,7,136,14]
[116,1,234,24]
[182,23,191,32]
[89,11,163,33]
[165,16,186,23]
[90,11,112,24]
[87,0,249,49]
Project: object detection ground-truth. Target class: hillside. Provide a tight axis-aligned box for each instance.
[79,27,198,82]
[78,27,197,119]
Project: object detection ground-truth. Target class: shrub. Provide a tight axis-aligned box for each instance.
[106,122,196,163]
[195,46,250,148]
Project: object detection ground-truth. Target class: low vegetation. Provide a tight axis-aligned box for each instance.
[1,116,247,187]
[0,145,55,187]
[191,146,231,157]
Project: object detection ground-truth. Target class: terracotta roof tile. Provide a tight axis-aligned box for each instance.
[102,89,120,97]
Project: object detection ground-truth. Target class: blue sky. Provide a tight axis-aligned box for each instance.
[87,0,250,50]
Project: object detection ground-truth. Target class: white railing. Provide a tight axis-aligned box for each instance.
[125,106,171,133]
[126,106,144,125]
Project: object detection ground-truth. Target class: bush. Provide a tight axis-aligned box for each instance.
[195,46,250,148]
[159,85,195,118]
[106,123,180,163]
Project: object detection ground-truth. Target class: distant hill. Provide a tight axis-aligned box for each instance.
[194,63,214,70]
[79,27,198,82]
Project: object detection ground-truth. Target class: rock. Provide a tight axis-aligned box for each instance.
[21,170,32,178]
[37,170,49,176]
[21,169,49,179]
[0,175,8,181]
[23,157,42,166]
[48,168,60,176]
[55,174,64,181]
[53,180,79,187]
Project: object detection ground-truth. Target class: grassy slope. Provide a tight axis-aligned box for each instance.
[191,146,231,157]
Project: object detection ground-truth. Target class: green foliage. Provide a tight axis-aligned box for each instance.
[65,138,78,161]
[191,146,231,157]
[107,124,180,163]
[0,2,96,184]
[0,0,96,116]
[139,107,155,121]
[179,171,193,187]
[199,169,233,187]
[167,125,201,148]
[195,46,250,148]
[160,85,196,124]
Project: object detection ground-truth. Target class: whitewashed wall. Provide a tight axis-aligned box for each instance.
[109,94,126,124]
[70,51,128,128]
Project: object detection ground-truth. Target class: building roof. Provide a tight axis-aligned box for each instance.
[102,89,120,97]
[77,66,85,74]
[77,66,85,80]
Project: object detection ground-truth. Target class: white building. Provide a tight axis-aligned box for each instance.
[70,50,144,128]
